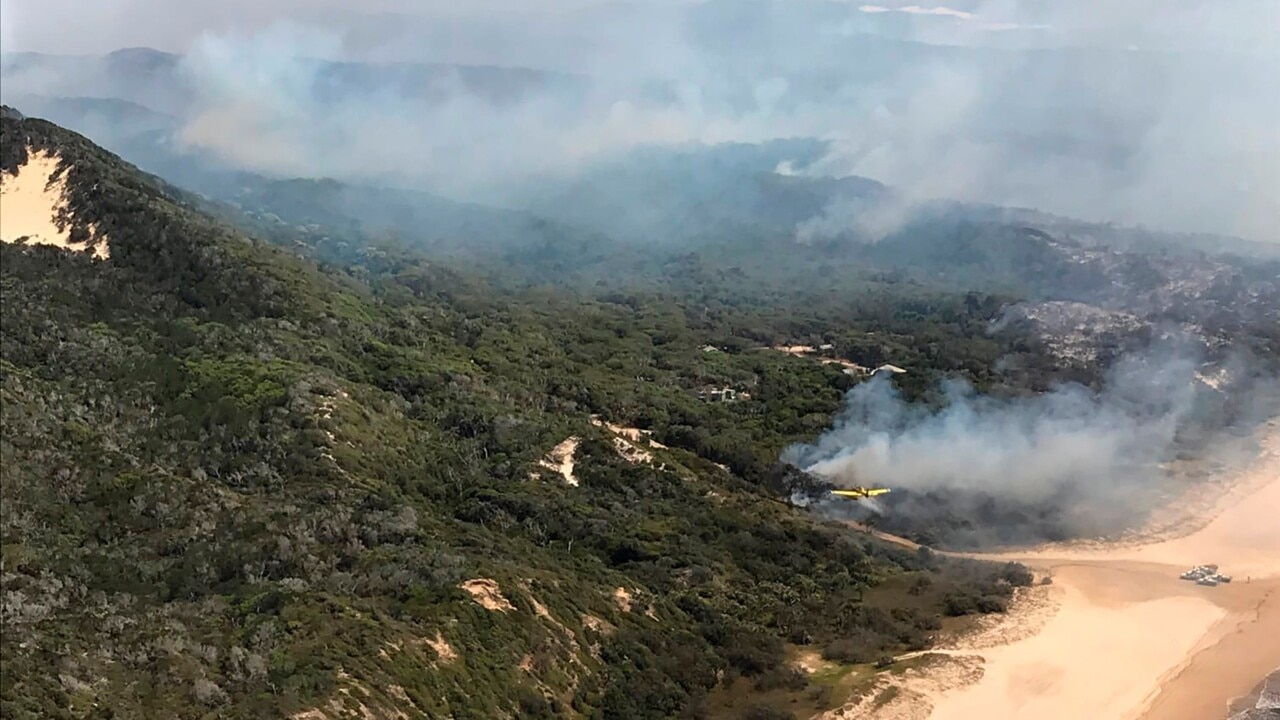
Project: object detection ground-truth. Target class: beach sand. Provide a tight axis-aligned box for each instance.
[917,421,1280,720]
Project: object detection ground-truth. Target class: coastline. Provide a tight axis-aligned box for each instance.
[1227,669,1280,718]
[856,420,1280,720]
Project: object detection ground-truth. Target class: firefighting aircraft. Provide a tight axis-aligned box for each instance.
[830,487,891,499]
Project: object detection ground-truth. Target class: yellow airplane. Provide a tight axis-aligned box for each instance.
[831,487,891,499]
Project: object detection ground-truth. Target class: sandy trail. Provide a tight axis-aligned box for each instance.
[538,437,581,486]
[919,421,1280,720]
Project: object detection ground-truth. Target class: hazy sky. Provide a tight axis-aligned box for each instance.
[3,0,1276,241]
[5,0,1278,57]
[0,0,687,56]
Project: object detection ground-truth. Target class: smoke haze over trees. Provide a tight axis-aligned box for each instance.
[2,0,1277,241]
[785,344,1280,546]
[1,2,1278,715]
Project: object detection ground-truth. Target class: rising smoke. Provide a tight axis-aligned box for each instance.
[1,0,1276,241]
[782,346,1274,543]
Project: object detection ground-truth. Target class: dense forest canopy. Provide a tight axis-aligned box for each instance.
[0,110,1059,719]
[2,92,1276,718]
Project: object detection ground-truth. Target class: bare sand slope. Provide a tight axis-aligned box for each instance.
[537,437,581,486]
[922,421,1280,720]
[0,148,108,258]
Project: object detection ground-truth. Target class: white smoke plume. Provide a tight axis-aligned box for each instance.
[784,349,1209,524]
[2,0,1277,241]
[794,193,919,244]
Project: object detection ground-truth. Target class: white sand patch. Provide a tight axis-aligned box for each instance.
[312,388,349,455]
[591,418,655,463]
[387,685,417,712]
[769,346,887,377]
[771,344,817,356]
[460,578,515,612]
[538,437,580,486]
[1194,369,1229,390]
[613,587,634,613]
[581,614,614,660]
[792,648,828,674]
[821,357,872,374]
[521,586,590,669]
[383,632,458,665]
[333,669,391,720]
[611,436,654,464]
[1,148,108,259]
[529,594,553,621]
[592,417,668,449]
[314,388,347,424]
[423,632,457,664]
[582,614,614,636]
[527,590,574,641]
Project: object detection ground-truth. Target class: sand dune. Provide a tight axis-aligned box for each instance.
[915,421,1280,720]
[0,148,109,259]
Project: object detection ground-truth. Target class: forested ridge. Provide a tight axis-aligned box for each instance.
[3,111,1041,719]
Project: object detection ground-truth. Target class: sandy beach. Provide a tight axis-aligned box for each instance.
[916,420,1280,720]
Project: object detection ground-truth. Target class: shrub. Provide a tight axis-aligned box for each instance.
[741,705,796,720]
[908,576,933,596]
[821,633,884,665]
[943,592,978,617]
[999,562,1034,587]
[976,596,1008,614]
[753,667,808,693]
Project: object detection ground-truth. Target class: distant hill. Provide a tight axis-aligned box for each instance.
[7,90,1270,368]
[0,48,588,113]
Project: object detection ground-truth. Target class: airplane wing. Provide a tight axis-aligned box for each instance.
[830,489,867,498]
[830,488,892,498]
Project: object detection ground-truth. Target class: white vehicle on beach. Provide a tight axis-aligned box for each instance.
[1181,565,1228,585]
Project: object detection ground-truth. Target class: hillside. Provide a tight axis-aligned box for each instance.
[10,90,1275,558]
[0,111,1041,719]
